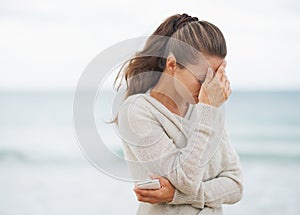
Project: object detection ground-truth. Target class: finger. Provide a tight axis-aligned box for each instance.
[156,177,169,186]
[228,88,232,97]
[224,86,231,99]
[137,195,158,204]
[134,187,161,198]
[216,60,227,74]
[149,174,160,179]
[220,72,230,89]
[222,82,230,99]
[215,66,225,83]
[134,189,160,203]
[226,86,232,97]
[203,67,214,84]
[135,190,157,203]
[149,175,163,187]
[218,74,227,90]
[221,73,228,83]
[223,88,228,101]
[222,60,227,68]
[224,79,230,88]
[215,59,226,75]
[226,79,231,86]
[218,60,227,69]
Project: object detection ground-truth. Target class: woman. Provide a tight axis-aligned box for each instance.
[115,13,243,214]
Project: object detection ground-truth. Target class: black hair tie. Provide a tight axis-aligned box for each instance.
[173,13,199,31]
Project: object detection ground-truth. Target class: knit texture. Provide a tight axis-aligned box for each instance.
[117,89,243,215]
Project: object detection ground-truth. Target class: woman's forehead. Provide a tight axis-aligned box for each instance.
[204,55,224,71]
[184,55,224,80]
[189,54,224,72]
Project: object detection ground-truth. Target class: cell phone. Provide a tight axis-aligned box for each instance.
[136,179,161,190]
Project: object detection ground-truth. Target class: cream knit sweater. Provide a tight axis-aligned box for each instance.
[117,89,243,215]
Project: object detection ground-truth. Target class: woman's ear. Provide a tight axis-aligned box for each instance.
[166,53,177,74]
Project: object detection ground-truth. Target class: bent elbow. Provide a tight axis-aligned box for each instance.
[236,182,244,202]
[230,182,243,204]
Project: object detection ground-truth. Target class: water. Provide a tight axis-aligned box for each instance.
[0,90,299,215]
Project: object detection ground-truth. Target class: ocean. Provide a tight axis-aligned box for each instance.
[0,90,299,215]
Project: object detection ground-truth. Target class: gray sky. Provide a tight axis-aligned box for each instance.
[0,0,299,91]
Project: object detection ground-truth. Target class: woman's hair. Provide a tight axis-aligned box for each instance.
[111,13,227,123]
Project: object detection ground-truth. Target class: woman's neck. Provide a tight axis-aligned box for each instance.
[150,74,189,117]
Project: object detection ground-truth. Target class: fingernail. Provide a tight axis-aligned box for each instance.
[207,68,214,76]
[150,174,158,179]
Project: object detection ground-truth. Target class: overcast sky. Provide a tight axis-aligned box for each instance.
[0,0,299,91]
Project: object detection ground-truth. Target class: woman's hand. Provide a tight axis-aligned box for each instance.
[198,61,231,107]
[133,176,175,204]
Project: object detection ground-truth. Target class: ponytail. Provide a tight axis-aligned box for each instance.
[113,14,180,99]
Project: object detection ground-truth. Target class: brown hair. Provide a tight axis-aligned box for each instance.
[111,13,227,123]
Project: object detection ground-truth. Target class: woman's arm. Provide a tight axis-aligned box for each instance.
[118,100,218,194]
[169,149,243,208]
[134,131,243,208]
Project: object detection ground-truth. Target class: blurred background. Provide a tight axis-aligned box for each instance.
[0,0,299,214]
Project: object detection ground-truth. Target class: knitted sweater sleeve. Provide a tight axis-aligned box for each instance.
[117,98,217,194]
[168,129,243,208]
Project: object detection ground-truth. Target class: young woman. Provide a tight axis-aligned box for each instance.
[115,13,243,214]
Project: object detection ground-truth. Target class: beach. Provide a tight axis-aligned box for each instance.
[0,90,299,215]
